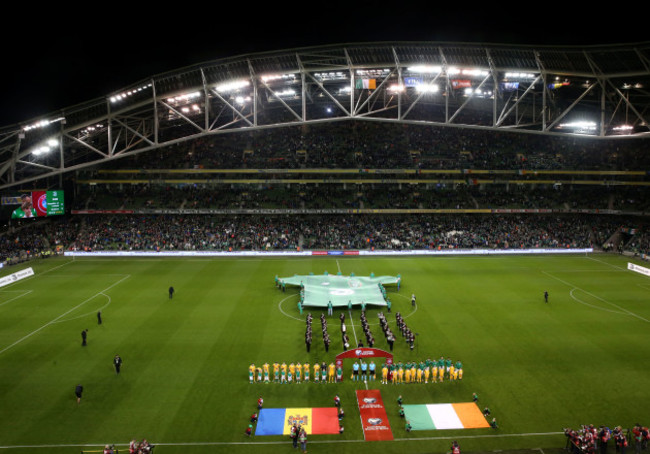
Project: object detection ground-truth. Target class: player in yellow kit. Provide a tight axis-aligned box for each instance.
[273,362,280,383]
[328,362,336,383]
[397,366,404,384]
[314,362,320,382]
[424,366,430,383]
[404,368,411,384]
[249,363,256,383]
[416,367,423,383]
[303,363,310,382]
[382,364,389,384]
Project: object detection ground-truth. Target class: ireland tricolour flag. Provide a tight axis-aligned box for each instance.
[402,403,490,430]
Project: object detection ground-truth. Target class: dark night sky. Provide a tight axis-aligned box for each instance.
[2,6,647,128]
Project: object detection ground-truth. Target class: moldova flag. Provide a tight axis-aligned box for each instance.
[402,403,490,430]
[255,407,340,435]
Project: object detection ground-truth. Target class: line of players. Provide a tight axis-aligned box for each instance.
[249,361,343,383]
[248,357,462,384]
[380,358,464,384]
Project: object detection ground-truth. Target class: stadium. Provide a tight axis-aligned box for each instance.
[0,39,649,454]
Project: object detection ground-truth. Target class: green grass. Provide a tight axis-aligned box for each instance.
[0,253,648,454]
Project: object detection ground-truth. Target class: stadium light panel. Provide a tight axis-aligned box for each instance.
[407,65,443,74]
[109,83,152,103]
[276,89,296,97]
[22,116,65,132]
[215,80,250,93]
[416,83,439,93]
[461,69,489,77]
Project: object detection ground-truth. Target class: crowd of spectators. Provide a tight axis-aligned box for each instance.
[3,119,650,265]
[91,121,650,172]
[1,213,646,258]
[565,424,648,454]
[71,182,650,213]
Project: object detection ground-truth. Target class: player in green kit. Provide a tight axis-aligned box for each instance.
[455,360,463,380]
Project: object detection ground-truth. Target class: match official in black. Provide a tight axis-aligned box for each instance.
[113,355,122,374]
[75,384,83,404]
[169,286,175,299]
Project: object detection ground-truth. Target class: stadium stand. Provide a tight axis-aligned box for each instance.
[2,120,650,266]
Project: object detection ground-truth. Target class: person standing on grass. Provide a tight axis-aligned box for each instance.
[97,310,102,325]
[299,427,307,453]
[169,286,174,299]
[114,355,122,374]
[81,329,88,346]
[75,384,83,404]
[544,290,548,303]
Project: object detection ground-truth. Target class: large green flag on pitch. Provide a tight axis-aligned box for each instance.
[280,274,399,308]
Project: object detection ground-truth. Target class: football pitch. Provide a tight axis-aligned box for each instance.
[0,253,648,454]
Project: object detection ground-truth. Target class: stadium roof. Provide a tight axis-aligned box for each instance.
[1,41,649,189]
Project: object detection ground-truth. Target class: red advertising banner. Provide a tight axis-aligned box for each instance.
[336,348,393,368]
[356,389,393,441]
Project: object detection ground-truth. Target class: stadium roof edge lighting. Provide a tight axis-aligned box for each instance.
[0,40,649,188]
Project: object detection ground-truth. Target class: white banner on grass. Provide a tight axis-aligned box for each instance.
[628,262,650,277]
[0,267,34,287]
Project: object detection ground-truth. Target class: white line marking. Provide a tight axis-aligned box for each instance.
[0,431,564,449]
[348,309,358,346]
[585,255,628,271]
[569,289,627,316]
[50,293,112,324]
[0,290,33,308]
[543,271,649,323]
[0,260,74,290]
[0,275,130,356]
[336,259,342,274]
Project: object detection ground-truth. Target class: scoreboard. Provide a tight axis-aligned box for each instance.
[5,190,65,218]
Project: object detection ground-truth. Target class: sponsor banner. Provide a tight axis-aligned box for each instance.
[70,208,650,216]
[356,389,393,441]
[336,348,393,367]
[72,209,135,214]
[628,262,650,277]
[65,250,312,257]
[65,248,593,258]
[0,267,34,288]
[451,79,471,89]
[403,403,490,430]
[255,407,339,435]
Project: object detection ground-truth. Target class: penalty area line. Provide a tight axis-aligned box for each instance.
[0,275,130,356]
[0,431,564,449]
[542,271,649,323]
